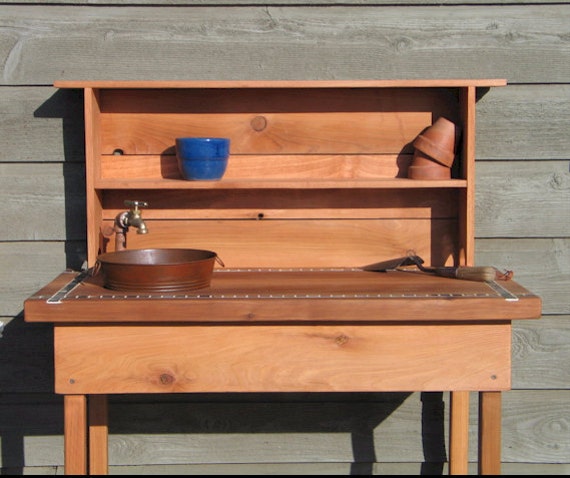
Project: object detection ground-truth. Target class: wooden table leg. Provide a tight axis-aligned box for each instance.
[64,395,88,475]
[89,395,109,475]
[479,391,502,475]
[449,391,469,475]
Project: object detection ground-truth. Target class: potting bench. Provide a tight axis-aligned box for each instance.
[25,79,541,475]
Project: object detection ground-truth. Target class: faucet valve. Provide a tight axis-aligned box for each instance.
[123,200,148,235]
[124,200,148,214]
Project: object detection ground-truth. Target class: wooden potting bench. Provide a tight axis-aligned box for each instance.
[25,79,541,475]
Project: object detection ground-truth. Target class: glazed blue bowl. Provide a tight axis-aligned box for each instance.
[175,137,230,180]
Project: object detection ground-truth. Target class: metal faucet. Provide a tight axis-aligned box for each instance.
[114,200,148,251]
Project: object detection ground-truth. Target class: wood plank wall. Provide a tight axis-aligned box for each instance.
[1,0,568,474]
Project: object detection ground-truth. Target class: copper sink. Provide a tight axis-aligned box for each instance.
[95,248,219,292]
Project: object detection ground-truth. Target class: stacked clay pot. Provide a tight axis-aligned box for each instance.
[408,117,460,180]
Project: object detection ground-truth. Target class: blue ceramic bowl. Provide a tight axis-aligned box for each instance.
[175,137,230,180]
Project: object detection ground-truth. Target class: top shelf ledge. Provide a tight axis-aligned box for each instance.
[54,79,507,89]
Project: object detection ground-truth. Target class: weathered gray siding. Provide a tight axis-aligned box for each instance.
[1,1,569,474]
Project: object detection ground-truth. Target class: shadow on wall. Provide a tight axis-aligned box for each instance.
[34,88,87,271]
[0,314,447,473]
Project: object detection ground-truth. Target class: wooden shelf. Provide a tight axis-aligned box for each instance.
[55,79,507,89]
[94,178,468,190]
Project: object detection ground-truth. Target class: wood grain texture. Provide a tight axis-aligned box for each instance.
[4,85,570,165]
[449,391,469,475]
[54,324,512,394]
[63,395,87,475]
[88,395,108,475]
[512,316,570,390]
[3,160,566,242]
[102,188,460,219]
[0,163,86,241]
[4,461,570,475]
[1,5,569,84]
[476,84,570,160]
[26,270,540,324]
[4,315,567,396]
[10,241,567,319]
[1,0,568,472]
[100,218,458,266]
[478,391,502,475]
[95,86,453,155]
[0,242,80,317]
[3,390,568,467]
[476,161,570,238]
[476,238,570,316]
[100,154,413,180]
[3,0,568,4]
[0,86,83,163]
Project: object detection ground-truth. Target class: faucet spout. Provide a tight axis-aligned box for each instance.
[125,210,148,234]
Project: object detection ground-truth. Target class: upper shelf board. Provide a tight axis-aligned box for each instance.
[54,79,507,89]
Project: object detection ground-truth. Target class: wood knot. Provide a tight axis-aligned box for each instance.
[159,373,175,385]
[335,334,349,346]
[251,115,267,132]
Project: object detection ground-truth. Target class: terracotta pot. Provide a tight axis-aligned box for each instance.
[412,117,458,168]
[409,149,439,167]
[408,163,451,180]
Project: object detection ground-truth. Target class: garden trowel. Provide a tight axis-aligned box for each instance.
[362,254,512,282]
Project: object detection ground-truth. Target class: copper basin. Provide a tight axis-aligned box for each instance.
[96,248,219,292]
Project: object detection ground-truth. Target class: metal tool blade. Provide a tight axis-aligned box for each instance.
[361,256,419,272]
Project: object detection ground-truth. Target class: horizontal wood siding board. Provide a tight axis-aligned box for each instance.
[1,5,569,84]
[3,85,569,164]
[512,315,570,389]
[476,84,570,160]
[0,242,86,316]
[2,1,567,5]
[0,86,84,163]
[476,238,570,316]
[475,160,570,238]
[3,463,570,476]
[0,163,86,241]
[4,160,567,241]
[1,390,568,466]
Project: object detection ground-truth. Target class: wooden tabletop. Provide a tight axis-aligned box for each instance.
[24,268,541,324]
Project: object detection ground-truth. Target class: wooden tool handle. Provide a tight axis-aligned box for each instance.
[435,266,497,282]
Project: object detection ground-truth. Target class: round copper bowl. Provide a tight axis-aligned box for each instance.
[96,248,219,292]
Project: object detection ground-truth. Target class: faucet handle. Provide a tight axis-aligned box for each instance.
[124,200,148,211]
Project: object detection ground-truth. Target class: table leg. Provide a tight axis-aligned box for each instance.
[479,391,502,475]
[64,395,87,475]
[89,395,109,475]
[449,391,469,475]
